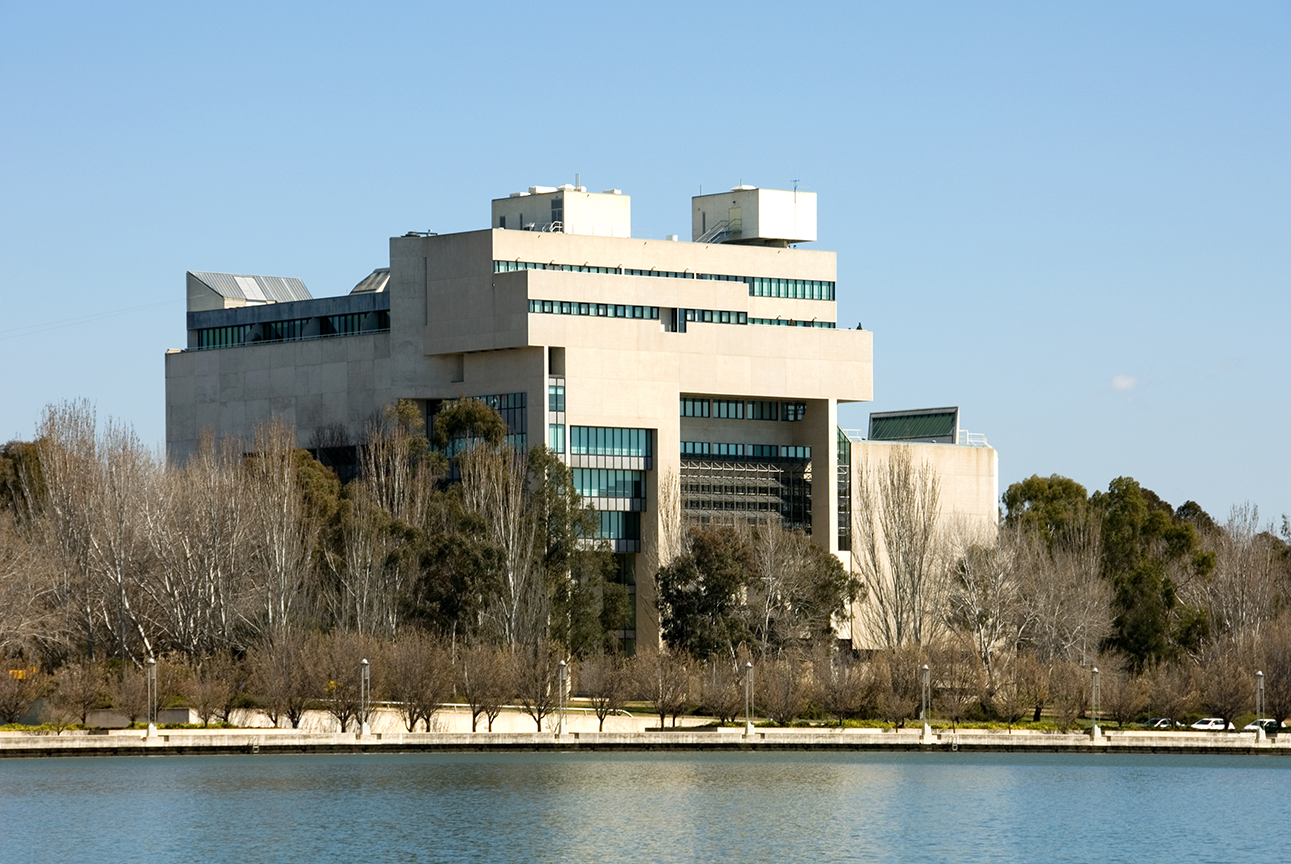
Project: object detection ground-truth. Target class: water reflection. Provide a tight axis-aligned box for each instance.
[2,752,1288,863]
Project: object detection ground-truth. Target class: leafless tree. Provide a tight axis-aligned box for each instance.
[49,659,105,725]
[757,652,814,726]
[1200,640,1253,732]
[1193,504,1286,644]
[385,631,454,732]
[813,644,873,725]
[145,433,253,659]
[698,653,748,725]
[310,630,375,733]
[190,655,235,727]
[932,644,985,731]
[1257,615,1291,724]
[1145,659,1199,725]
[0,513,68,656]
[514,640,563,732]
[458,444,544,646]
[245,420,318,638]
[632,646,692,729]
[1048,661,1088,731]
[107,664,149,725]
[1098,663,1148,728]
[852,447,947,648]
[248,628,315,729]
[871,646,923,727]
[1016,521,1111,666]
[459,642,514,732]
[945,521,1024,708]
[0,664,43,724]
[578,651,630,731]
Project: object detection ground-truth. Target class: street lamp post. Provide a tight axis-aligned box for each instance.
[920,664,930,722]
[745,661,754,735]
[1256,670,1266,740]
[1091,667,1101,738]
[558,659,568,736]
[146,657,157,736]
[359,658,370,736]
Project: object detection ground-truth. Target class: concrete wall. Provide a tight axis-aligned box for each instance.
[164,332,392,461]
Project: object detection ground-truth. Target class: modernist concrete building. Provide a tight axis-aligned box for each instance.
[165,183,997,650]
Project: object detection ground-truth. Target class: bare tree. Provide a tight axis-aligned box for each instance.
[852,447,946,648]
[932,644,985,731]
[1145,659,1199,725]
[946,521,1024,708]
[1099,665,1148,728]
[385,631,454,732]
[145,433,253,659]
[814,645,872,726]
[1258,615,1291,724]
[190,654,236,727]
[872,646,922,727]
[49,659,105,725]
[0,513,68,656]
[458,642,514,732]
[1016,520,1111,666]
[579,651,630,731]
[632,646,692,729]
[513,640,562,732]
[310,630,374,733]
[0,664,43,724]
[458,444,544,646]
[698,654,748,725]
[757,653,814,726]
[1200,641,1252,732]
[107,664,149,725]
[245,420,319,638]
[747,523,857,656]
[248,628,315,729]
[1048,661,1087,731]
[1193,504,1285,644]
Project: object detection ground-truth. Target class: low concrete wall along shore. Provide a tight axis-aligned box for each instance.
[2,725,1287,759]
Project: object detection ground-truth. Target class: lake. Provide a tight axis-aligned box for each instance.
[1,751,1286,862]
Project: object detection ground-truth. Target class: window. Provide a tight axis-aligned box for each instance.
[782,402,806,422]
[548,384,565,413]
[712,442,744,457]
[551,197,563,226]
[747,401,778,421]
[680,398,710,418]
[569,427,651,458]
[499,215,506,229]
[548,424,565,453]
[572,469,645,499]
[681,441,711,455]
[713,400,743,419]
[596,511,640,541]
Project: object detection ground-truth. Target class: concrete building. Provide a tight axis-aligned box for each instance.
[164,183,997,650]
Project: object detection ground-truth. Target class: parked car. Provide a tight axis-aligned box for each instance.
[1190,718,1236,731]
[1146,718,1180,729]
[1242,719,1282,734]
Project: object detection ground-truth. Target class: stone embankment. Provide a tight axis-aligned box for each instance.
[2,726,1287,758]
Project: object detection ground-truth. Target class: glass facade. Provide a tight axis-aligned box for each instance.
[548,424,565,453]
[684,442,812,460]
[837,427,852,552]
[569,427,651,458]
[572,468,645,500]
[495,260,836,301]
[596,511,640,542]
[680,398,710,418]
[548,384,565,413]
[749,318,836,328]
[681,457,812,533]
[195,310,389,350]
[747,401,778,421]
[528,299,660,320]
[713,400,743,419]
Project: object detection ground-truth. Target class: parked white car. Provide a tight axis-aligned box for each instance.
[1190,717,1235,731]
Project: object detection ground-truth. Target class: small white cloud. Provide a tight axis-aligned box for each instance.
[1111,374,1137,392]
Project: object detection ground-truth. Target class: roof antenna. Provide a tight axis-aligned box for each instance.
[576,172,580,189]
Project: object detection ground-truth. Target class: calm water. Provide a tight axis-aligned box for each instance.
[1,751,1287,863]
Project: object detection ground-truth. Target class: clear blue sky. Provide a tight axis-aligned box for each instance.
[3,2,1288,525]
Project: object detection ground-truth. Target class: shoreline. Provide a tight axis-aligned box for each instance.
[2,727,1286,759]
